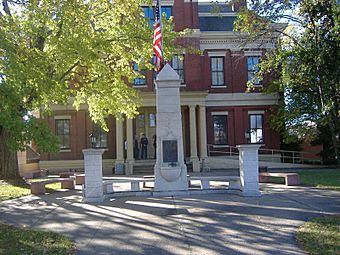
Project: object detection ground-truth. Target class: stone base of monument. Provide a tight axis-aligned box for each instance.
[154,163,188,192]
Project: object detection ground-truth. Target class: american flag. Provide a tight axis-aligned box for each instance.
[153,0,163,72]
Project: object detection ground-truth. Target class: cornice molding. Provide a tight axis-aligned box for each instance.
[206,92,279,107]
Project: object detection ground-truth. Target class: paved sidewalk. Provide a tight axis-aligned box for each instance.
[0,184,339,255]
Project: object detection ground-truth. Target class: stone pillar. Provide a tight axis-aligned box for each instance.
[236,144,262,196]
[125,118,134,175]
[17,151,27,174]
[154,64,188,192]
[83,149,105,202]
[115,119,125,174]
[198,104,208,159]
[189,105,200,172]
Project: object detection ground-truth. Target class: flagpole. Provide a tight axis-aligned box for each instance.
[159,0,163,68]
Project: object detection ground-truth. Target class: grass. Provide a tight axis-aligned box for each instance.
[0,179,61,202]
[268,170,340,190]
[0,223,75,255]
[297,215,340,255]
[299,170,340,190]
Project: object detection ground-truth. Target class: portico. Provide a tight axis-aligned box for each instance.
[115,91,208,174]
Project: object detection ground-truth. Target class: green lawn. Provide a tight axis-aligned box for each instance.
[298,170,340,190]
[0,179,61,201]
[0,223,75,255]
[297,216,340,255]
[269,170,340,190]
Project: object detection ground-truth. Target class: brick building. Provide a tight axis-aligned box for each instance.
[40,0,281,174]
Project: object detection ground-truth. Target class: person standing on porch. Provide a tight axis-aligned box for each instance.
[133,135,139,159]
[140,134,148,160]
[152,134,157,159]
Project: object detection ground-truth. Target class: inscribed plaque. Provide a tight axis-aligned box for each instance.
[162,140,178,163]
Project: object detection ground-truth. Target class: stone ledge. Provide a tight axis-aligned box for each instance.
[103,189,242,199]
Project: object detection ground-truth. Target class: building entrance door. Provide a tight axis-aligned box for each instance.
[135,108,156,160]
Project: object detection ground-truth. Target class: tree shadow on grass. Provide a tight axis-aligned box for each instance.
[0,221,76,255]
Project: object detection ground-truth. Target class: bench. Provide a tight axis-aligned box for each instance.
[102,178,155,193]
[59,172,74,178]
[142,175,191,188]
[30,178,75,195]
[23,170,43,179]
[259,172,300,186]
[189,176,241,190]
[75,174,85,185]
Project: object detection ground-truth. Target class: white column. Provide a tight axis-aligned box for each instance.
[236,144,262,196]
[189,105,200,172]
[198,105,208,159]
[125,118,134,175]
[115,119,124,174]
[83,149,105,202]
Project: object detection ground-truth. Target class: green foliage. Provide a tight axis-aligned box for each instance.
[0,0,184,151]
[297,216,340,255]
[0,223,75,254]
[234,0,340,164]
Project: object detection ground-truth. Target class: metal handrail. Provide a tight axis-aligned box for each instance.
[207,144,322,164]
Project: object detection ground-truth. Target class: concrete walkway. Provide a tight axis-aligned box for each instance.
[0,185,339,255]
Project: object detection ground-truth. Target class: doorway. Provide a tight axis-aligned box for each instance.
[135,108,156,160]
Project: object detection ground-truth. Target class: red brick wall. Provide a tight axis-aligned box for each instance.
[206,106,280,149]
[40,111,116,161]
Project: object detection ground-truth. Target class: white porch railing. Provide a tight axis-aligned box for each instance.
[207,144,322,165]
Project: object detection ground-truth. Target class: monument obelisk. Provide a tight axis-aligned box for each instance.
[153,64,188,192]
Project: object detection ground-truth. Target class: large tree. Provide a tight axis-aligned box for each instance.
[0,0,182,178]
[234,0,340,164]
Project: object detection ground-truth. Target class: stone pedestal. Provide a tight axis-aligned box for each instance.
[236,144,262,197]
[154,64,188,192]
[83,149,105,202]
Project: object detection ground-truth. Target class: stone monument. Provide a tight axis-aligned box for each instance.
[154,64,188,192]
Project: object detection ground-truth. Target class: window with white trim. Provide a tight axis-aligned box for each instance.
[56,119,70,149]
[247,56,261,85]
[172,54,185,84]
[210,57,224,86]
[249,114,263,143]
[143,6,172,27]
[133,62,146,86]
[213,115,227,145]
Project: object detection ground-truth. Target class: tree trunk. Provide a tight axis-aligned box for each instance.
[0,127,20,179]
[329,118,340,165]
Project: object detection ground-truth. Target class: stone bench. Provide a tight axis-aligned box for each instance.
[189,176,241,190]
[259,172,300,186]
[30,178,75,195]
[75,174,85,185]
[102,178,155,193]
[23,170,44,179]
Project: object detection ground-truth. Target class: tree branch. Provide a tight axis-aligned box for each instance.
[60,60,80,81]
[273,29,304,49]
[2,0,11,16]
